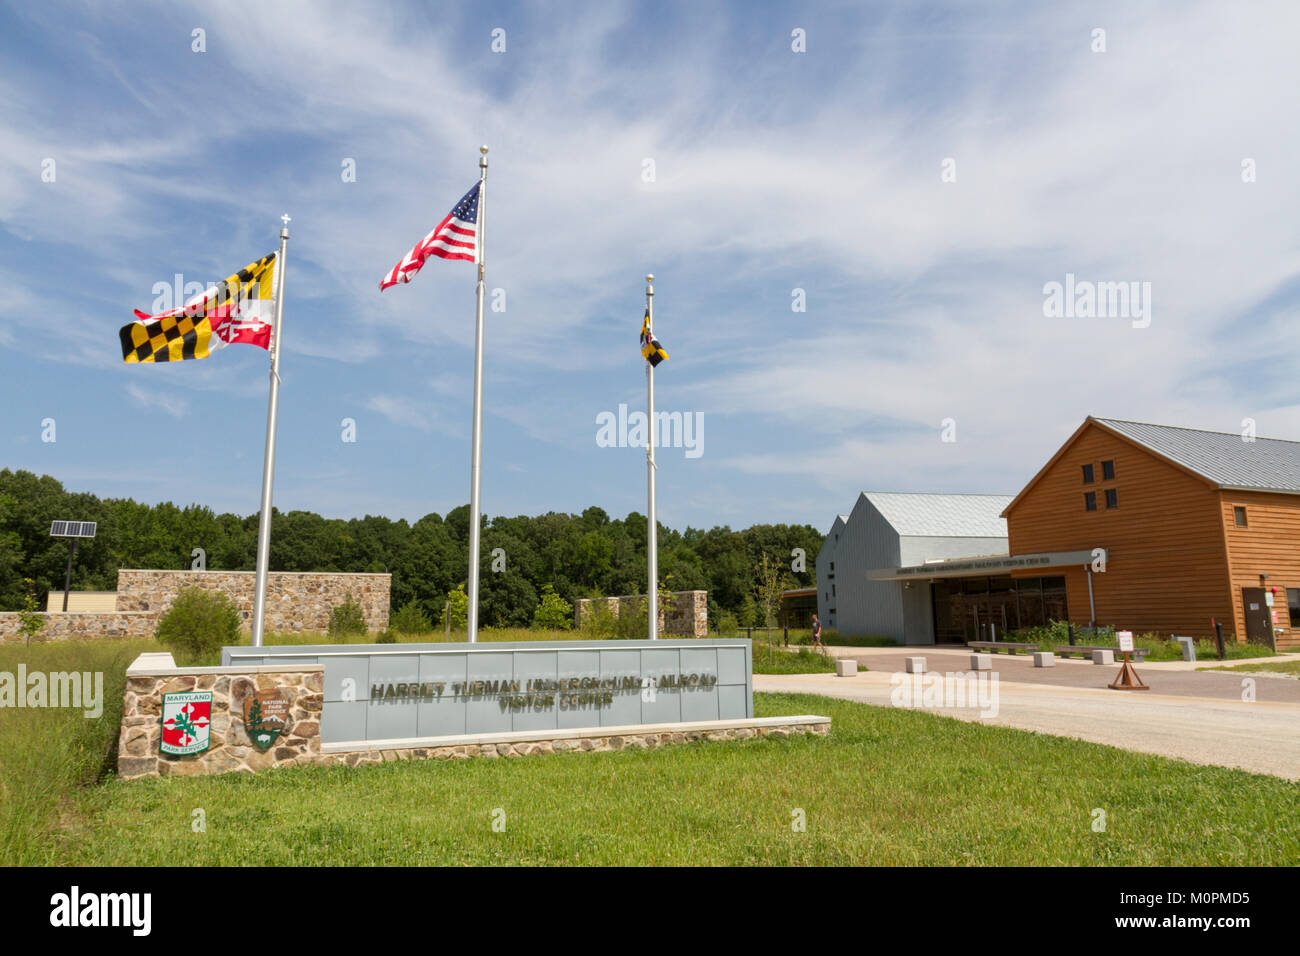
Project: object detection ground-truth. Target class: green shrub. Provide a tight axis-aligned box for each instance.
[578,594,619,637]
[374,629,397,644]
[532,584,573,632]
[391,599,431,634]
[615,595,647,639]
[717,611,740,636]
[156,586,241,665]
[328,593,367,637]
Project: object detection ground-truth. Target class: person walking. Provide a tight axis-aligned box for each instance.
[811,613,826,654]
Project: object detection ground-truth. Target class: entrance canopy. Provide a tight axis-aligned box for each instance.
[867,548,1104,581]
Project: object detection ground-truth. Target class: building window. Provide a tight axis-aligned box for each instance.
[1084,492,1097,511]
[832,583,836,597]
[1102,460,1115,480]
[1289,589,1300,626]
[1234,506,1247,527]
[830,561,834,571]
[1082,464,1095,484]
[1105,489,1118,509]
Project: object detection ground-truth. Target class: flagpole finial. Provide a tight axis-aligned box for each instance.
[646,274,654,283]
[480,145,489,168]
[480,145,489,154]
[279,213,291,239]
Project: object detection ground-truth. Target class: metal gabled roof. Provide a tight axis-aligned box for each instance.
[862,491,1013,538]
[1094,418,1300,493]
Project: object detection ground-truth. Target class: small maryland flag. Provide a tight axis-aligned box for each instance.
[120,253,277,363]
[640,308,667,367]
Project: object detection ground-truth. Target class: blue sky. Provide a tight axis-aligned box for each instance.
[2,1,1298,533]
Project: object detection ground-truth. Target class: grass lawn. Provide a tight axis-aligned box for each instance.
[4,639,1297,866]
[1198,660,1300,677]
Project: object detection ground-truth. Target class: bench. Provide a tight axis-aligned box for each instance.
[967,641,1038,655]
[1054,645,1151,661]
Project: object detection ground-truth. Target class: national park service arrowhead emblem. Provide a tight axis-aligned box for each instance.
[243,689,292,751]
[161,691,213,756]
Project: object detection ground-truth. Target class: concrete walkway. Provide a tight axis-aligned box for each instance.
[755,668,1300,781]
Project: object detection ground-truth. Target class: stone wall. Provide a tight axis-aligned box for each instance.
[0,611,155,641]
[2,569,390,642]
[117,651,829,780]
[320,720,830,768]
[117,569,390,633]
[573,590,708,637]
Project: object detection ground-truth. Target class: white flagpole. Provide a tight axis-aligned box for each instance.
[645,273,658,641]
[467,146,489,643]
[251,214,291,647]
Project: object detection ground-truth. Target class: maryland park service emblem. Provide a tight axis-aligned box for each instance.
[243,689,292,751]
[160,691,212,756]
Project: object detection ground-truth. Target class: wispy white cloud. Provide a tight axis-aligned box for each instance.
[363,394,457,436]
[3,1,1300,530]
[125,382,189,419]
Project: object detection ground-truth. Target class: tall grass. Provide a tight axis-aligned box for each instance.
[750,640,837,674]
[0,638,158,864]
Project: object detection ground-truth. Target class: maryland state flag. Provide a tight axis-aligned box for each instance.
[640,308,668,367]
[120,253,277,363]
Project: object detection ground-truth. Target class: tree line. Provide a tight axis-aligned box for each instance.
[0,469,824,629]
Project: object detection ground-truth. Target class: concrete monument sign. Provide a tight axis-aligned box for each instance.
[222,638,753,746]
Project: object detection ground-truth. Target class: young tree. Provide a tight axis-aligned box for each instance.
[757,553,790,628]
[445,584,469,631]
[532,584,573,633]
[18,578,46,647]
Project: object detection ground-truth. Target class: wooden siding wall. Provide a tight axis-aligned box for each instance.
[1006,423,1235,638]
[1219,491,1300,651]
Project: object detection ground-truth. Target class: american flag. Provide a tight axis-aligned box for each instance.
[379,182,480,291]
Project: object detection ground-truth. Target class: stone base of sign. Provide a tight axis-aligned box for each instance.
[117,653,326,781]
[320,715,831,766]
[1032,652,1055,668]
[118,653,827,781]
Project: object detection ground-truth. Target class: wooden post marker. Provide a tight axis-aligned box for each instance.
[1109,630,1149,691]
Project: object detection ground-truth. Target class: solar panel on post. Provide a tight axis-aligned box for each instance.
[50,521,96,538]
